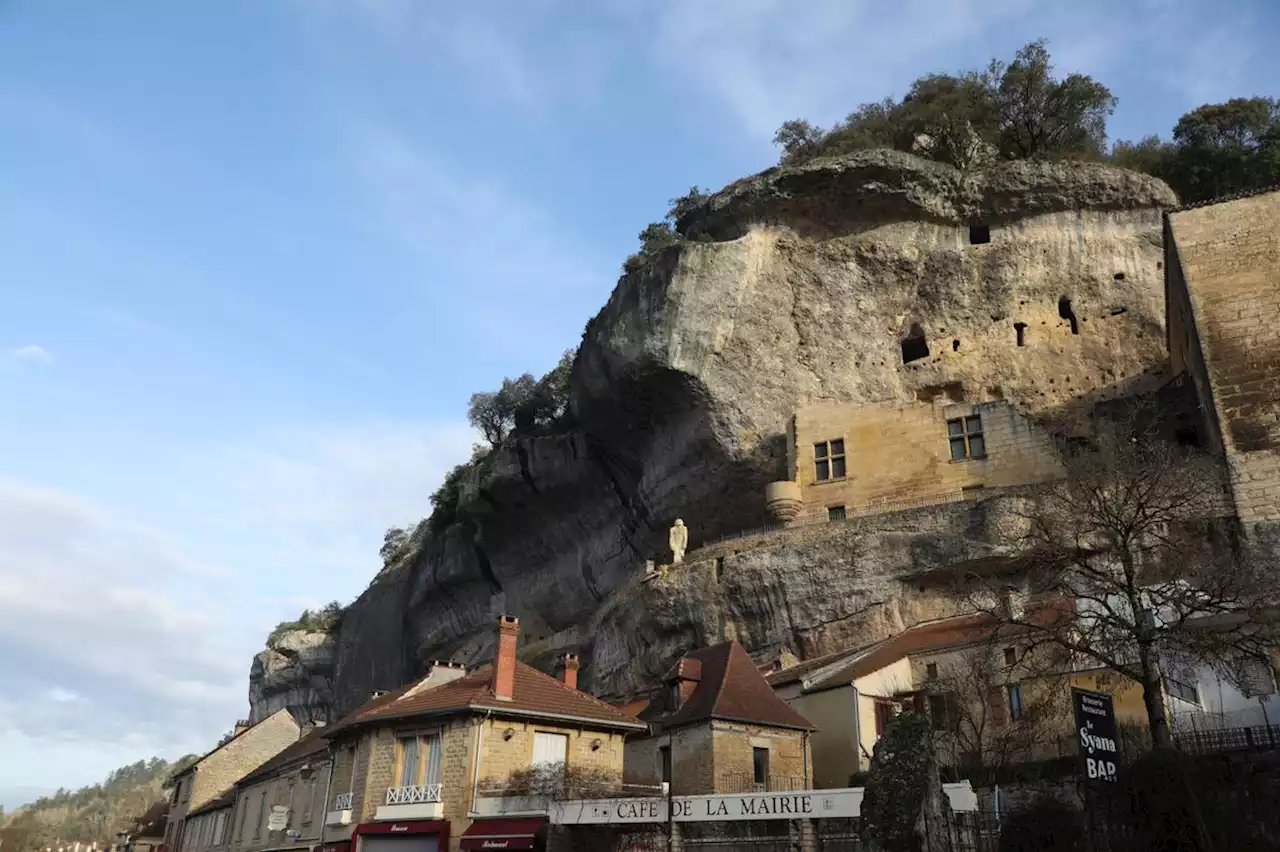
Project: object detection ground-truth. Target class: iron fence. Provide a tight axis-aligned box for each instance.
[717,774,810,794]
[1175,724,1280,755]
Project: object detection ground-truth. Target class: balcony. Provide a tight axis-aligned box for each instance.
[374,784,443,821]
[325,793,353,826]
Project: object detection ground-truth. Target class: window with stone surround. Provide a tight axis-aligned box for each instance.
[827,505,846,521]
[752,747,770,785]
[814,439,846,481]
[947,415,985,460]
[395,733,442,786]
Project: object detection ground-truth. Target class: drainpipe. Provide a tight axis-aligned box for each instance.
[319,744,336,844]
[851,686,862,776]
[470,711,491,815]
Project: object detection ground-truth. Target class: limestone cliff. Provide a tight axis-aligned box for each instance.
[247,150,1178,720]
[248,627,337,724]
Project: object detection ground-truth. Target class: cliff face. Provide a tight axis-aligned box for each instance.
[248,150,1178,720]
[247,628,337,724]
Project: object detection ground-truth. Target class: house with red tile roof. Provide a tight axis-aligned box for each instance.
[619,640,815,796]
[767,600,1205,787]
[316,615,645,852]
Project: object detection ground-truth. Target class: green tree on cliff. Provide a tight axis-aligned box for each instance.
[1111,97,1280,203]
[775,39,1115,167]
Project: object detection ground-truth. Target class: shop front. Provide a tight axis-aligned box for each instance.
[458,817,547,851]
[351,820,449,852]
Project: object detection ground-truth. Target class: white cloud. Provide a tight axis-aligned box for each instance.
[8,344,53,365]
[0,480,244,754]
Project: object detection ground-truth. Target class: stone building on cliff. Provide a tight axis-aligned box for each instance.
[244,155,1279,741]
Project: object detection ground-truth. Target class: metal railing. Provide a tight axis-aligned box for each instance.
[385,783,443,805]
[718,774,810,794]
[1174,724,1280,755]
[332,792,353,811]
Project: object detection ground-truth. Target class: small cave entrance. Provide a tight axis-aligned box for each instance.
[901,323,930,364]
[969,223,991,245]
[1014,322,1027,347]
[1058,296,1079,335]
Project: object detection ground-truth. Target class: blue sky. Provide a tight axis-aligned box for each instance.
[1,0,1276,808]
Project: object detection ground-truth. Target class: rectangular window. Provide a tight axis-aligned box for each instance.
[814,439,846,481]
[396,736,420,786]
[752,747,770,785]
[286,782,296,829]
[533,731,569,767]
[827,505,846,522]
[1007,683,1025,720]
[925,662,938,680]
[236,795,249,841]
[1164,677,1199,704]
[874,701,892,737]
[254,791,267,838]
[304,778,317,824]
[659,746,672,784]
[928,694,948,728]
[947,415,985,460]
[396,734,442,785]
[1003,647,1017,666]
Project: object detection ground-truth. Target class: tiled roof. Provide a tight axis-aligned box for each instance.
[765,645,871,688]
[238,728,329,785]
[805,602,1074,692]
[325,662,647,735]
[639,641,814,731]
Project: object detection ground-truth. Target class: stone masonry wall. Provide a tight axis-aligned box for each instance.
[710,722,809,792]
[792,399,1062,519]
[624,725,714,795]
[1170,191,1280,523]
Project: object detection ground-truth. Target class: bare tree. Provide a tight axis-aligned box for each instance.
[961,413,1279,750]
[928,640,1072,777]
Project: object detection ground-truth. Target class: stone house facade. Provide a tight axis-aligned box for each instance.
[165,710,304,852]
[318,616,645,852]
[224,731,332,852]
[773,603,1207,787]
[766,399,1063,527]
[622,640,814,796]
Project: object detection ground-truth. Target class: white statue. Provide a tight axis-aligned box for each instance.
[669,518,688,564]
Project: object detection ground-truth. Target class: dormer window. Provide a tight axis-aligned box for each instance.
[669,684,682,708]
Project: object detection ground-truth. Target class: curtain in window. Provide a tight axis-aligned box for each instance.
[424,734,442,785]
[532,732,568,766]
[399,737,420,785]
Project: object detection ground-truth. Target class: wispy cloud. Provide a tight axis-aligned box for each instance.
[0,479,243,752]
[8,344,53,365]
[353,130,604,351]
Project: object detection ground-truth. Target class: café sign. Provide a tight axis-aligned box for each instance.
[550,791,860,825]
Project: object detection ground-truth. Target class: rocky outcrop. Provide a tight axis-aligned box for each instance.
[248,628,337,724]
[248,151,1179,721]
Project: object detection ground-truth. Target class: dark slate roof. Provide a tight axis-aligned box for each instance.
[639,641,814,731]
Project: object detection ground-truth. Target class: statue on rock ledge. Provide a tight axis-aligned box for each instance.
[669,519,688,564]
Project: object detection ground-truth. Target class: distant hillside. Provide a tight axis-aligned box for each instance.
[0,756,197,852]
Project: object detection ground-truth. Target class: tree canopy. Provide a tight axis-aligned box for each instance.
[775,39,1116,168]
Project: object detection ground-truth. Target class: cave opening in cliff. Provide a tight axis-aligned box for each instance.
[969,223,991,244]
[1014,322,1027,346]
[1059,296,1079,334]
[901,324,930,363]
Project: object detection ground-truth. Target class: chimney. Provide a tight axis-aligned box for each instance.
[493,615,519,701]
[559,653,580,691]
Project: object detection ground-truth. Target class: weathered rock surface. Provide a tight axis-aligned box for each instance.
[246,150,1178,720]
[248,628,337,724]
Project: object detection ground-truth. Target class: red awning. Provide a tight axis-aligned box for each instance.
[458,818,546,850]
